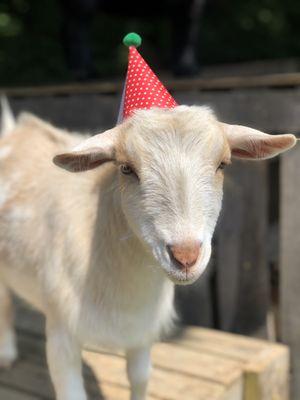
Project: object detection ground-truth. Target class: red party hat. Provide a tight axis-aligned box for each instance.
[118,33,177,122]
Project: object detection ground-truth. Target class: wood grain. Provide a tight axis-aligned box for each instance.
[280,144,300,400]
[215,162,269,334]
[3,72,300,98]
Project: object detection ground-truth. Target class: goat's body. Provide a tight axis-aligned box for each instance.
[0,114,174,353]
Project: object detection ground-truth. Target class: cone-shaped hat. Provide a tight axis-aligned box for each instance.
[118,33,177,122]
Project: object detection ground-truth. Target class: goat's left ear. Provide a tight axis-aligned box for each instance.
[221,123,297,160]
[53,126,120,172]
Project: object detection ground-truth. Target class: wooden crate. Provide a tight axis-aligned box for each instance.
[83,328,289,400]
[0,304,289,400]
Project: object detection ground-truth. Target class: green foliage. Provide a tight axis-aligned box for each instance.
[201,0,300,63]
[0,0,299,86]
[0,0,68,86]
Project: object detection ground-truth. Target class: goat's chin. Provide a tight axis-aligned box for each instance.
[165,268,203,285]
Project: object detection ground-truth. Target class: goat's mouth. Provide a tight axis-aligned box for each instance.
[155,242,212,285]
[165,267,202,285]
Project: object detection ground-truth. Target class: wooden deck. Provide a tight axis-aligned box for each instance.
[0,301,289,400]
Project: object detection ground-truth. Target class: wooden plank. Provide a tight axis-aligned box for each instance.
[280,144,300,400]
[215,166,244,331]
[94,382,136,400]
[170,72,300,91]
[176,327,287,361]
[151,342,242,386]
[0,361,107,400]
[0,361,55,399]
[83,351,234,400]
[1,81,122,97]
[244,346,289,400]
[200,59,300,79]
[10,95,119,132]
[3,72,300,98]
[0,386,42,400]
[177,327,289,400]
[216,162,270,335]
[176,89,300,134]
[7,89,300,135]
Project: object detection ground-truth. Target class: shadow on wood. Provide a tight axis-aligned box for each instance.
[0,300,105,400]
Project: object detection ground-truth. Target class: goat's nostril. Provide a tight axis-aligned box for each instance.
[167,241,201,270]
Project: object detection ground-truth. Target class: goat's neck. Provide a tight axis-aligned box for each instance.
[79,166,175,341]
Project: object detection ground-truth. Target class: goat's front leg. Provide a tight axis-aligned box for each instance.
[126,346,152,400]
[0,282,17,368]
[46,318,87,400]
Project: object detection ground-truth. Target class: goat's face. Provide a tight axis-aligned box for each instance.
[54,106,296,285]
[115,107,227,284]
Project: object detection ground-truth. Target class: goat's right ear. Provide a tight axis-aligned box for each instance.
[53,127,119,172]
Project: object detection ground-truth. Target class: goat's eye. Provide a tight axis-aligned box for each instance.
[217,162,227,171]
[120,164,134,175]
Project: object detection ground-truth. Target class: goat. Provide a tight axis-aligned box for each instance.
[0,101,296,400]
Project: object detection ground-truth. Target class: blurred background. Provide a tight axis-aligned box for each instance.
[1,0,300,399]
[1,0,300,84]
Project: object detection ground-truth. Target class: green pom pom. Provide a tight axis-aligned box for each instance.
[123,32,142,48]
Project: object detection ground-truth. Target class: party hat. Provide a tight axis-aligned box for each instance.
[118,32,177,122]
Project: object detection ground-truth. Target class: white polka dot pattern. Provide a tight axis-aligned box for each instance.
[123,47,177,119]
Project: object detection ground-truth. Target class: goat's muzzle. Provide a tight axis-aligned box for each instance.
[167,240,201,271]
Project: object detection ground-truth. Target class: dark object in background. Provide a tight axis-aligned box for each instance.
[60,0,206,80]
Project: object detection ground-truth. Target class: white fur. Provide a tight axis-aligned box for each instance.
[0,96,15,137]
[0,330,17,367]
[126,347,151,400]
[0,182,11,208]
[0,282,17,368]
[0,173,22,208]
[0,145,11,159]
[0,105,296,400]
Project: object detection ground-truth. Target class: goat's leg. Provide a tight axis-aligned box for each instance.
[46,318,87,400]
[126,346,151,400]
[0,281,17,368]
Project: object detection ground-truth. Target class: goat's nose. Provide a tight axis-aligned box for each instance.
[168,241,201,270]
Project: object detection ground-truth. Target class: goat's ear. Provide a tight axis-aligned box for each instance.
[53,127,119,172]
[221,123,297,160]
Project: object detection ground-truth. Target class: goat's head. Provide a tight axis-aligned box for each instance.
[54,106,296,284]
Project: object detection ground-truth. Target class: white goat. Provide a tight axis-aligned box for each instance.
[0,101,296,400]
